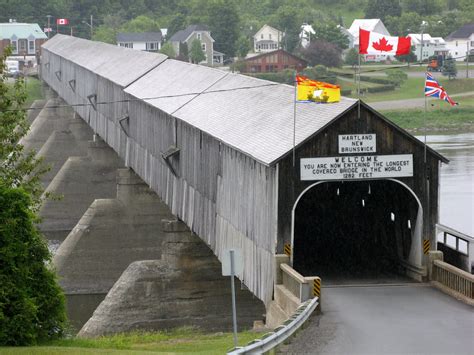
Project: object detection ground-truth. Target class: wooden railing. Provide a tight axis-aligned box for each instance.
[432,259,474,301]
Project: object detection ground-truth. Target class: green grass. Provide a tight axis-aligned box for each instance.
[382,105,474,131]
[362,77,474,102]
[0,328,264,354]
[6,76,43,107]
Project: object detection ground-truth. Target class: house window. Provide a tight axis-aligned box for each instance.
[456,41,458,46]
[28,40,35,53]
[121,42,133,48]
[18,39,27,53]
[146,42,158,51]
[269,34,272,40]
[197,33,201,40]
[11,40,17,53]
[261,34,264,39]
[471,41,474,47]
[201,43,206,51]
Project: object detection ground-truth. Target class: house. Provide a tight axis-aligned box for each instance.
[408,33,448,61]
[0,21,47,57]
[116,32,162,52]
[348,19,391,62]
[240,49,307,73]
[445,23,474,61]
[253,24,284,53]
[168,25,217,66]
[299,23,315,48]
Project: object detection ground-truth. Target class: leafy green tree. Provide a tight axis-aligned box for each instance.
[189,39,206,63]
[385,69,408,87]
[207,0,240,58]
[344,48,359,68]
[442,55,457,79]
[401,0,443,16]
[270,6,301,53]
[364,0,401,21]
[167,13,188,39]
[0,47,66,346]
[312,22,349,50]
[236,36,251,58]
[160,42,176,58]
[120,15,160,33]
[177,42,189,62]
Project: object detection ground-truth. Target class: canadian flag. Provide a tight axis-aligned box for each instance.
[56,18,69,25]
[359,28,411,56]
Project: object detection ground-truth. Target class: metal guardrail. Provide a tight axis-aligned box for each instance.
[436,223,473,256]
[432,259,474,300]
[227,297,319,355]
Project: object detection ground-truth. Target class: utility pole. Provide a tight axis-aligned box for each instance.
[46,15,52,38]
[83,15,94,39]
[467,41,470,79]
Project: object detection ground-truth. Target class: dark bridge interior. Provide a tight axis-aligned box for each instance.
[293,180,419,281]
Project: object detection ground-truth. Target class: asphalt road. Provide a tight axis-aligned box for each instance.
[282,284,474,354]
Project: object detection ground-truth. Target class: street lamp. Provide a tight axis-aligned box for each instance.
[82,15,93,39]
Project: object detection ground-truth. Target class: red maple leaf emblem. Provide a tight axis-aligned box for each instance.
[372,37,393,52]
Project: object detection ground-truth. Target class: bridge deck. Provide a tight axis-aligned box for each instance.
[284,284,473,354]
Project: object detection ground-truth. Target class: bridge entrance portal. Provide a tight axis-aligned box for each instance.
[292,179,423,281]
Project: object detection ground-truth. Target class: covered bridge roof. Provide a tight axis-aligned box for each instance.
[42,34,167,87]
[43,35,447,166]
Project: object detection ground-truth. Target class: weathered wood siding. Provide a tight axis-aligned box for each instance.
[41,47,278,305]
[277,104,441,252]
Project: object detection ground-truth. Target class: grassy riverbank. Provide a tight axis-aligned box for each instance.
[382,106,474,132]
[0,328,261,354]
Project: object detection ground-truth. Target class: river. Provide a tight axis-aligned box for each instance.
[423,132,474,236]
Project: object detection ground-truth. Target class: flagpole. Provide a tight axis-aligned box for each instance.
[293,70,297,167]
[358,51,361,119]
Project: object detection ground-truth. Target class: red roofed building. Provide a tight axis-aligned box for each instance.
[241,49,307,73]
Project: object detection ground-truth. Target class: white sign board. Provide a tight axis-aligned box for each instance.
[222,248,243,276]
[301,154,413,181]
[338,134,376,154]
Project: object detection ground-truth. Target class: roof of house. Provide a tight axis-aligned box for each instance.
[116,32,162,42]
[348,19,388,37]
[242,49,307,65]
[168,25,211,42]
[446,23,474,40]
[42,34,167,87]
[0,23,47,40]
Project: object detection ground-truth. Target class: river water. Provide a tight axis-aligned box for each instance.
[423,132,474,236]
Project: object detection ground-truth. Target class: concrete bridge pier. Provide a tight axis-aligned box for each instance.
[39,136,123,243]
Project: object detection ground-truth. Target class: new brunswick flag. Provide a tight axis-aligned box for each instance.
[296,75,341,103]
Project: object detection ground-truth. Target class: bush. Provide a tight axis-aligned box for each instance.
[0,185,67,346]
[0,185,67,345]
[385,69,408,87]
[246,69,295,84]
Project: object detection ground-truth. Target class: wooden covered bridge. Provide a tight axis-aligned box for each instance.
[41,35,447,306]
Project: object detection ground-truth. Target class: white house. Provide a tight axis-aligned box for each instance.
[116,32,162,52]
[445,23,474,61]
[253,24,283,53]
[299,23,315,48]
[408,33,448,61]
[348,19,391,62]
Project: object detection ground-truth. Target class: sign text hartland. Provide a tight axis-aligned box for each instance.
[300,154,413,180]
[338,134,376,153]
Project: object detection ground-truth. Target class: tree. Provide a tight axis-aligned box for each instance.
[160,42,176,58]
[0,47,66,345]
[270,6,301,53]
[207,0,240,58]
[385,69,408,87]
[401,0,443,16]
[189,39,206,64]
[442,55,457,79]
[365,0,401,22]
[302,39,342,67]
[311,22,349,50]
[344,48,359,68]
[177,42,189,62]
[236,36,251,58]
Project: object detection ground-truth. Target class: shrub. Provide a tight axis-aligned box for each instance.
[0,185,67,345]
